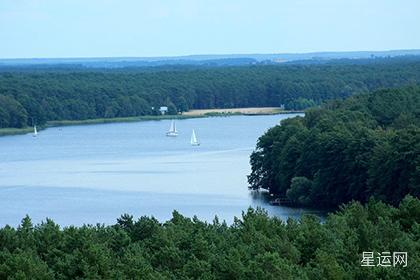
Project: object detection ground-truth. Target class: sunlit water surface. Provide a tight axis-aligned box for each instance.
[0,114,325,226]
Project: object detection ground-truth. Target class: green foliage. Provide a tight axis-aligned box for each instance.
[286,176,313,205]
[0,95,28,128]
[1,58,420,128]
[0,198,418,279]
[249,87,420,208]
[285,97,317,110]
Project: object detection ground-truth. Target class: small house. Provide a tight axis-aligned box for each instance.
[159,106,168,115]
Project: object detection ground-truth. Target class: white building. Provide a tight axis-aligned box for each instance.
[159,106,168,115]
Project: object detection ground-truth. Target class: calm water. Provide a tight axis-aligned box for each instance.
[0,114,323,226]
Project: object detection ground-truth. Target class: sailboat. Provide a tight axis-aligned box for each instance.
[33,125,38,137]
[166,120,178,137]
[190,129,200,146]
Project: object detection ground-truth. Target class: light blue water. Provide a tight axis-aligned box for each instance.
[0,114,323,226]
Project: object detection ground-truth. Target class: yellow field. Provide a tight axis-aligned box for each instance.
[183,107,284,116]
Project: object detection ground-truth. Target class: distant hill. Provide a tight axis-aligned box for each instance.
[1,49,420,68]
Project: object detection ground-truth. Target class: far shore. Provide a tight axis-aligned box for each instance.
[184,107,298,116]
[0,107,303,137]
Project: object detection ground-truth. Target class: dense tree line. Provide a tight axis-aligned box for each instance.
[1,57,420,128]
[249,87,420,208]
[0,196,418,279]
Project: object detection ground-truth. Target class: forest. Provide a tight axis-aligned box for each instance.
[1,57,420,129]
[248,86,420,208]
[0,196,418,279]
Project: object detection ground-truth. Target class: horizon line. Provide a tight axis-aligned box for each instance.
[1,48,420,61]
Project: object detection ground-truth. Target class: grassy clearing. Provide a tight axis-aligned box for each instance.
[0,127,34,136]
[184,107,295,116]
[0,116,201,136]
[46,114,203,127]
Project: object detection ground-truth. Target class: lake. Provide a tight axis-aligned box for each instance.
[0,114,324,226]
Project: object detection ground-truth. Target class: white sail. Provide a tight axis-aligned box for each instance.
[166,120,178,136]
[191,129,200,146]
[33,125,38,137]
[172,121,177,133]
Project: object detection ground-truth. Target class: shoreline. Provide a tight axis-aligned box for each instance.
[184,107,301,116]
[0,108,303,137]
[0,127,34,137]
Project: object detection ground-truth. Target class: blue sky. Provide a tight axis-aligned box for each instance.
[0,0,419,58]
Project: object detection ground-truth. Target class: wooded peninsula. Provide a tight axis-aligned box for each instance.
[249,86,419,208]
